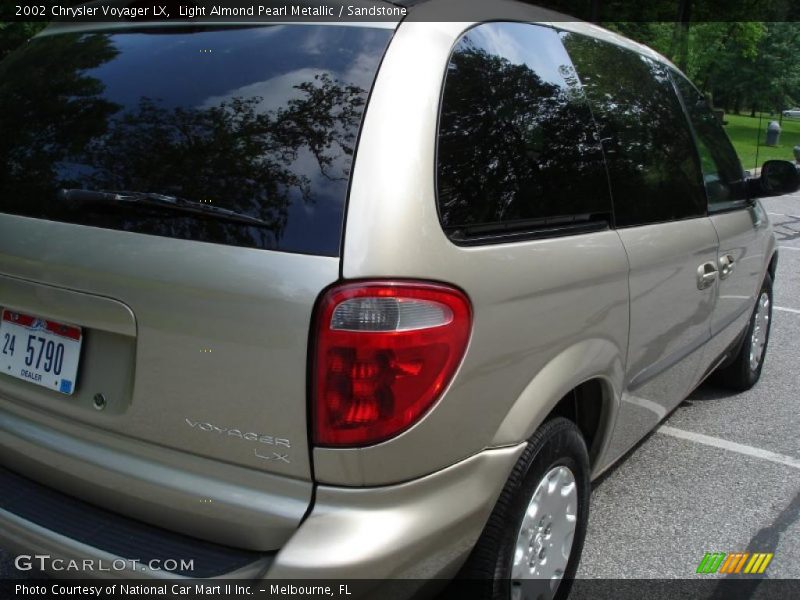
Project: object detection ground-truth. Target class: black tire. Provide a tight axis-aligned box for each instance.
[454,417,591,600]
[713,274,773,391]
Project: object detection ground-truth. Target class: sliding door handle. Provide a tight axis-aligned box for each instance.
[719,254,736,279]
[697,262,718,290]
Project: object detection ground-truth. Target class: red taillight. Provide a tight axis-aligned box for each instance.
[312,281,472,447]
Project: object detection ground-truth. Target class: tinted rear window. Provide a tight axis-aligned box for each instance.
[437,23,612,243]
[0,25,392,256]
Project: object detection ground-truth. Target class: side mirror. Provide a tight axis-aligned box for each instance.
[758,160,800,197]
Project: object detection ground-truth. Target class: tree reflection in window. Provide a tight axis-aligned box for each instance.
[0,26,391,255]
[561,33,707,226]
[437,23,611,240]
[671,72,747,209]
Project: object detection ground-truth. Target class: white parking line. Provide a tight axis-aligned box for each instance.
[779,246,800,251]
[658,426,800,470]
[775,306,800,315]
[768,212,800,218]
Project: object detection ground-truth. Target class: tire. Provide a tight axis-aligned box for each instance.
[455,417,591,600]
[713,274,773,391]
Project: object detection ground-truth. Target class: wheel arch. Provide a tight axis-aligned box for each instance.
[767,250,778,283]
[548,380,613,472]
[490,338,624,476]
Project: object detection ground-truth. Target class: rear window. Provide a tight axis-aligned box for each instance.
[0,25,392,256]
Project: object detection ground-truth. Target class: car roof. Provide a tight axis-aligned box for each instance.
[396,0,678,71]
[37,0,402,36]
[37,0,677,73]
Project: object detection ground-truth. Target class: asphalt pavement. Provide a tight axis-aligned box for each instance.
[577,191,800,581]
[1,193,799,586]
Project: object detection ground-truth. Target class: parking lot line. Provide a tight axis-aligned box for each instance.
[775,306,800,314]
[778,246,800,251]
[658,425,800,470]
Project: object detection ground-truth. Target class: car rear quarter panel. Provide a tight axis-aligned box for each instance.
[313,18,630,486]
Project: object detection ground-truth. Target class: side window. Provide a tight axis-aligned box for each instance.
[671,73,748,210]
[436,22,612,243]
[561,33,707,227]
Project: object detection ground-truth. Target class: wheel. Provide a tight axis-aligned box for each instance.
[456,417,591,600]
[713,274,773,391]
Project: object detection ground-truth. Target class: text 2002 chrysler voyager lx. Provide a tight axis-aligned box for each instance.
[1,1,798,598]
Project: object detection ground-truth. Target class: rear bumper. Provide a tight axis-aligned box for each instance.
[1,442,524,585]
[0,505,272,581]
[267,443,526,580]
[0,404,311,551]
[0,466,271,579]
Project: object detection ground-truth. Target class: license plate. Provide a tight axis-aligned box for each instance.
[0,309,82,395]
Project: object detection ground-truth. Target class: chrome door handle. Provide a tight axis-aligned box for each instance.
[719,254,736,279]
[697,262,718,290]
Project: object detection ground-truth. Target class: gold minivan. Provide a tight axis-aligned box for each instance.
[1,1,797,598]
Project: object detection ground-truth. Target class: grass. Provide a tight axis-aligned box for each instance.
[723,112,800,172]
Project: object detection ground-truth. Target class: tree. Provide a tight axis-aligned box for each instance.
[0,31,370,249]
[0,22,46,61]
[0,31,121,210]
[76,74,366,245]
[605,20,800,116]
[438,42,608,227]
[741,23,800,117]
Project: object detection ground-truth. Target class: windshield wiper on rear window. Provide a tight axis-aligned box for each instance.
[57,189,272,228]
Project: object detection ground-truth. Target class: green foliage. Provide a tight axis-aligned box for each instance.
[608,20,800,115]
[604,23,675,57]
[686,22,766,80]
[724,113,800,170]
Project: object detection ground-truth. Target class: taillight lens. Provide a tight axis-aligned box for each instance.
[312,281,472,447]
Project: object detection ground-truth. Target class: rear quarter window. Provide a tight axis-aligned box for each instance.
[0,25,392,256]
[436,22,612,244]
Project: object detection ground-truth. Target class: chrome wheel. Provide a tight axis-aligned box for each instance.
[749,292,770,372]
[511,466,577,600]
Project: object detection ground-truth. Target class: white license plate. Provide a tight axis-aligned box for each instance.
[0,309,82,395]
